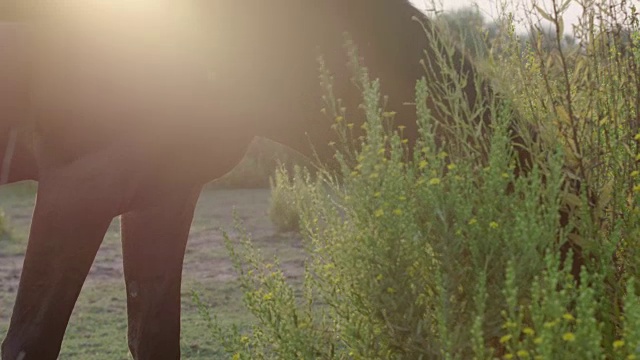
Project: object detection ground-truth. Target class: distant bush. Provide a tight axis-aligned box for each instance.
[200,2,640,359]
[0,209,8,240]
[209,137,307,189]
[268,166,306,233]
[211,153,273,189]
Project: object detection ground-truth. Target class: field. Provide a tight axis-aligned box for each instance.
[2,2,640,358]
[0,183,305,359]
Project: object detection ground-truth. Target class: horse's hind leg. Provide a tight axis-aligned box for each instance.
[120,184,202,360]
[1,156,123,360]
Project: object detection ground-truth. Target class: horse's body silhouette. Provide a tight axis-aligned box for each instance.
[0,1,490,359]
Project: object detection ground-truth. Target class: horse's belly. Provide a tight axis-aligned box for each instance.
[29,19,218,160]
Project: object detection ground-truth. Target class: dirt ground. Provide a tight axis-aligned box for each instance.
[0,185,306,358]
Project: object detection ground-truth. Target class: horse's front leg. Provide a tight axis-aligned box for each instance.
[1,143,142,360]
[121,184,202,360]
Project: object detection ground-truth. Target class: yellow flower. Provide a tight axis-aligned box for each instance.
[232,353,241,360]
[613,340,625,350]
[489,221,499,229]
[504,354,513,359]
[501,172,510,179]
[419,160,428,169]
[386,287,396,294]
[428,178,441,186]
[562,332,576,342]
[376,274,383,281]
[636,154,640,161]
[502,321,517,329]
[634,184,640,193]
[447,163,457,170]
[562,313,575,321]
[468,218,478,225]
[262,292,273,301]
[382,111,397,117]
[635,133,640,141]
[533,337,543,344]
[393,208,403,215]
[499,334,512,344]
[374,209,385,218]
[543,320,557,328]
[347,123,354,129]
[632,170,640,178]
[402,139,409,144]
[374,192,381,198]
[240,336,249,344]
[437,151,448,159]
[628,354,637,360]
[335,116,344,122]
[523,327,535,336]
[516,350,530,358]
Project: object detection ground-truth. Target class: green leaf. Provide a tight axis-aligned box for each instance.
[534,5,555,23]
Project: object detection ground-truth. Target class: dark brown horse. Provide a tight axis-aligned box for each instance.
[0,1,491,359]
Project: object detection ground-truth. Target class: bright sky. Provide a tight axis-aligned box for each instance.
[409,0,639,33]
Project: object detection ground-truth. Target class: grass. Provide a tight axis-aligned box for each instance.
[0,183,36,255]
[0,184,306,359]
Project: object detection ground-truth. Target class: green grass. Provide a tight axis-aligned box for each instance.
[0,182,36,255]
[0,185,306,359]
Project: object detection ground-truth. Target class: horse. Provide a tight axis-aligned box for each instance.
[0,1,498,358]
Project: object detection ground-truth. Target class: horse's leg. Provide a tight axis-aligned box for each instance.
[120,184,202,360]
[0,155,131,359]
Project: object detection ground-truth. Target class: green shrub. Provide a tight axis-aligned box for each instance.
[268,166,308,233]
[199,2,640,359]
[0,209,8,239]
